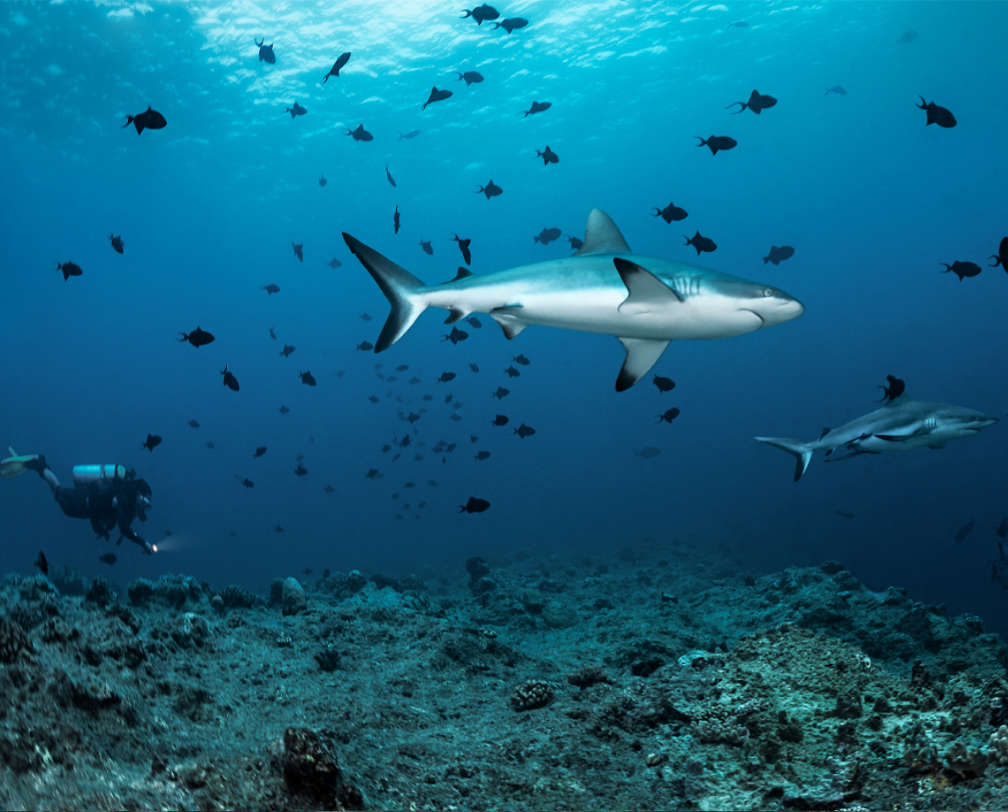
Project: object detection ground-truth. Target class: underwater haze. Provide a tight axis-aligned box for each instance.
[2,0,1008,630]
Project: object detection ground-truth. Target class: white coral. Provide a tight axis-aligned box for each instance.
[989,725,1008,766]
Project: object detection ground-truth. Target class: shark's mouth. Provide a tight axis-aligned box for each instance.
[738,308,766,327]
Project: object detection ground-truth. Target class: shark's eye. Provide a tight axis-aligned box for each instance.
[762,287,775,297]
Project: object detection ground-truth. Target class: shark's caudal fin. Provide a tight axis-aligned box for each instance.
[342,233,427,351]
[754,436,814,482]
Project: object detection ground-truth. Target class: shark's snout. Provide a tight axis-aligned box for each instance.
[747,288,804,327]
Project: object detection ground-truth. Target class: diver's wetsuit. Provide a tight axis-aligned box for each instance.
[30,456,153,553]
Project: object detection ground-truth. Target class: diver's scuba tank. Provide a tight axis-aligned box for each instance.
[72,464,127,486]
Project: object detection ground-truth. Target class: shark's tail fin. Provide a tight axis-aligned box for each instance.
[754,436,814,482]
[342,233,427,351]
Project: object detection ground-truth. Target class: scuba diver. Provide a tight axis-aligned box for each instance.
[1,447,155,554]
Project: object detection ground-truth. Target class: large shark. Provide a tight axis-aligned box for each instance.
[755,383,999,481]
[342,209,804,390]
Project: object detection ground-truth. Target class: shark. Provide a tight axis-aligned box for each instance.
[342,209,804,390]
[755,382,999,481]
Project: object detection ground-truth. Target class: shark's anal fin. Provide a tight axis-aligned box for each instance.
[614,257,683,314]
[615,337,669,392]
[575,209,631,255]
[490,305,526,340]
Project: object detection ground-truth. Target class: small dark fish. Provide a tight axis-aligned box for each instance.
[365,468,382,479]
[513,354,530,366]
[188,419,200,428]
[256,38,275,63]
[475,450,491,461]
[697,135,737,155]
[898,28,918,44]
[653,375,675,392]
[300,370,317,386]
[470,434,479,443]
[988,237,1007,271]
[494,17,527,32]
[469,363,480,373]
[361,313,373,322]
[880,374,905,402]
[269,327,277,340]
[458,71,484,85]
[684,231,717,255]
[368,394,380,403]
[459,496,491,513]
[514,423,536,438]
[357,341,374,351]
[536,145,558,165]
[941,260,981,281]
[319,175,327,187]
[280,344,296,357]
[57,261,83,280]
[400,129,421,140]
[263,283,280,295]
[653,202,687,223]
[206,441,216,449]
[438,371,456,382]
[34,551,48,576]
[179,326,215,347]
[394,205,401,234]
[728,89,777,114]
[241,478,255,488]
[122,106,167,134]
[423,86,453,109]
[729,20,749,28]
[109,234,124,254]
[763,245,795,265]
[285,101,307,118]
[453,235,472,265]
[535,227,562,245]
[143,433,162,452]
[385,165,397,187]
[505,365,520,378]
[323,484,335,494]
[396,364,409,371]
[347,124,373,141]
[658,408,681,423]
[954,520,976,544]
[221,366,240,391]
[274,525,285,533]
[997,518,1008,539]
[445,327,469,344]
[461,4,499,24]
[636,446,661,459]
[328,257,342,269]
[917,96,956,128]
[254,446,267,458]
[294,463,308,477]
[477,180,503,199]
[523,100,551,117]
[292,242,304,262]
[323,51,351,82]
[279,405,291,414]
[420,240,433,255]
[99,552,117,566]
[493,387,509,399]
[569,236,583,251]
[825,85,847,95]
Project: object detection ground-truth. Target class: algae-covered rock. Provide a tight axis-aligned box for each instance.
[281,727,363,809]
[281,577,307,616]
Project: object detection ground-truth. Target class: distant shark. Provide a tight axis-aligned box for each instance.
[342,209,803,390]
[755,381,999,481]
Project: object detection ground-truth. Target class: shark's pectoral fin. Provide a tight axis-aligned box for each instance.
[875,426,929,442]
[615,337,669,392]
[454,267,473,280]
[614,258,683,314]
[575,209,631,255]
[490,305,526,340]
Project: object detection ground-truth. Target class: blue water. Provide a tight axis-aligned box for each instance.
[2,2,1006,628]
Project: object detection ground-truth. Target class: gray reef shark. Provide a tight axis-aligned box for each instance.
[342,209,803,390]
[755,384,999,481]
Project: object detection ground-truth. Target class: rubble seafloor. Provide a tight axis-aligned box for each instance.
[2,539,1008,811]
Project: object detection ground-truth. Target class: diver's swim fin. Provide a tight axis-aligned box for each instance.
[1,448,42,479]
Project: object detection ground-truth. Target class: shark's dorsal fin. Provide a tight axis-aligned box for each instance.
[575,209,631,255]
[614,258,683,315]
[615,337,669,392]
